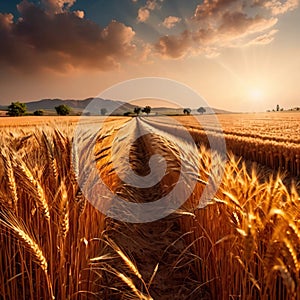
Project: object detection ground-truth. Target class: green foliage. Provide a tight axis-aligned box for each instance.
[55,105,71,116]
[7,102,27,116]
[123,111,131,116]
[33,110,44,116]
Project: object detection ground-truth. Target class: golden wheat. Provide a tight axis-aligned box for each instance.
[0,125,108,299]
[0,115,299,300]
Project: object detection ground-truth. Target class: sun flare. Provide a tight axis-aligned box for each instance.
[248,88,264,102]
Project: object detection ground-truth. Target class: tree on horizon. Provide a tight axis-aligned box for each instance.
[55,104,71,116]
[183,108,191,115]
[197,107,206,114]
[100,108,107,116]
[134,107,141,115]
[142,106,151,115]
[33,110,44,116]
[7,102,27,116]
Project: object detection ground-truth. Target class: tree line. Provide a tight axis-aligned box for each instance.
[6,102,72,116]
[5,101,207,117]
[183,107,206,115]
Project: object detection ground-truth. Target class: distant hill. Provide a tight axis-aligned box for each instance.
[194,107,234,114]
[151,107,233,115]
[0,98,233,116]
[0,98,136,116]
[26,98,137,115]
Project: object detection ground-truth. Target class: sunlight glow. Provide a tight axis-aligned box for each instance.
[248,88,264,102]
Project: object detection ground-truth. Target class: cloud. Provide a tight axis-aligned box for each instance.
[137,7,150,23]
[155,31,191,59]
[246,29,279,45]
[73,10,84,19]
[162,16,181,29]
[155,0,297,59]
[41,0,76,14]
[255,0,298,15]
[193,0,241,21]
[145,0,159,10]
[139,43,153,62]
[0,0,137,73]
[1,0,297,72]
[217,11,278,40]
[0,13,14,29]
[136,0,161,23]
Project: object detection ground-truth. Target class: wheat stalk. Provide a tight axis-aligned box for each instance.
[13,155,50,221]
[0,210,48,271]
[1,149,18,208]
[59,183,69,238]
[116,272,153,300]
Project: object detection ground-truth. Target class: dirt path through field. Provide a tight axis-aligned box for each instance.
[95,117,209,299]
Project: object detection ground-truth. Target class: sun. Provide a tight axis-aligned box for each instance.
[248,87,264,102]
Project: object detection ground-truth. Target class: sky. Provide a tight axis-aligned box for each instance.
[0,0,299,112]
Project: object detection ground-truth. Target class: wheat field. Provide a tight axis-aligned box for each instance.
[0,114,299,299]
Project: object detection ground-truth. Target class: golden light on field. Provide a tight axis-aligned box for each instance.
[0,0,300,298]
[0,114,300,299]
